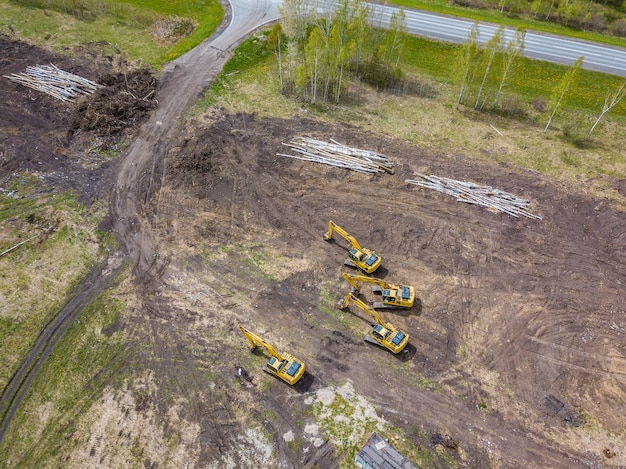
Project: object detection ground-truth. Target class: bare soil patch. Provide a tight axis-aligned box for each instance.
[2,35,626,468]
[0,34,157,203]
[140,111,626,467]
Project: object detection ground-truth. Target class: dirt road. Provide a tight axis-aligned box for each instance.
[111,0,280,273]
[0,0,278,449]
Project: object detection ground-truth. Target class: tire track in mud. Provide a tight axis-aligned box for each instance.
[0,261,119,442]
[144,317,238,462]
[0,0,279,446]
[155,113,626,466]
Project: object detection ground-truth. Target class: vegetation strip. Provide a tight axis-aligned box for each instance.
[0,260,120,444]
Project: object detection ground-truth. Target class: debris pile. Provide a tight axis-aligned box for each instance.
[278,137,394,174]
[405,173,542,219]
[4,64,100,102]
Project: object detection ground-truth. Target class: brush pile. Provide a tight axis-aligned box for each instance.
[278,137,394,174]
[406,173,542,219]
[4,64,100,102]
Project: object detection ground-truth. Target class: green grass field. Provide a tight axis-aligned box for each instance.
[0,0,223,65]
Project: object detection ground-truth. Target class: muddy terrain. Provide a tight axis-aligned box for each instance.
[2,35,626,468]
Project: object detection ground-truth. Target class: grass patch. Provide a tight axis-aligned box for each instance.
[0,280,129,468]
[0,177,107,393]
[309,383,451,468]
[310,389,380,466]
[378,425,459,469]
[198,32,273,107]
[0,0,223,66]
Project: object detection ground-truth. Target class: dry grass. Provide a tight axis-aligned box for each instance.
[0,184,109,392]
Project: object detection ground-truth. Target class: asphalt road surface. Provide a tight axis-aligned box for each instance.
[314,0,626,77]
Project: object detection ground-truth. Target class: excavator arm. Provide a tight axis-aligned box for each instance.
[324,220,382,274]
[338,293,409,354]
[237,325,306,385]
[341,273,415,309]
[342,273,388,292]
[238,325,283,360]
[324,220,363,251]
[339,292,386,327]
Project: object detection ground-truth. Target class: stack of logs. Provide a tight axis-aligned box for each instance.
[278,137,394,174]
[405,173,542,219]
[4,64,100,102]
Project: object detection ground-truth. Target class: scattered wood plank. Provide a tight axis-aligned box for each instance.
[278,137,394,174]
[0,232,44,258]
[405,173,542,220]
[3,64,100,102]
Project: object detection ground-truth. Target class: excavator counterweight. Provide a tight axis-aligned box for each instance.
[342,273,415,309]
[338,292,409,354]
[238,325,306,385]
[324,220,382,274]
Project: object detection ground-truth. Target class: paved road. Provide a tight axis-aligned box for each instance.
[316,0,626,77]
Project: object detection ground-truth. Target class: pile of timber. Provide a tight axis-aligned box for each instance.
[4,64,100,102]
[278,137,394,174]
[405,173,542,219]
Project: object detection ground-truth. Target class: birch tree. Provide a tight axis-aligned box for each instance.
[279,0,317,44]
[380,9,408,71]
[456,22,481,107]
[587,80,626,137]
[544,56,584,133]
[475,26,504,110]
[305,27,326,104]
[349,1,371,76]
[268,24,286,92]
[492,28,525,110]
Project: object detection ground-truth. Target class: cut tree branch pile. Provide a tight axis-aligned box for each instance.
[4,64,100,102]
[405,173,542,219]
[278,137,394,174]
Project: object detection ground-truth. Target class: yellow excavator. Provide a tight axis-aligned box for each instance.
[338,292,409,354]
[323,220,382,274]
[342,273,415,309]
[237,325,306,385]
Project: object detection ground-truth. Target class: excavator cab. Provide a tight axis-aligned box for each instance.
[348,248,380,271]
[267,356,303,380]
[381,286,413,306]
[370,324,408,354]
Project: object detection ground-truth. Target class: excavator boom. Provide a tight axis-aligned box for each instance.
[338,293,409,354]
[342,273,415,308]
[324,220,382,274]
[238,326,306,385]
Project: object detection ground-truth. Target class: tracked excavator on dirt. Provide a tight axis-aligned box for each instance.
[324,220,382,274]
[342,273,415,309]
[237,325,306,385]
[339,292,409,354]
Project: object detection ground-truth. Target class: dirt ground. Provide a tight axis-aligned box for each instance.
[2,36,626,468]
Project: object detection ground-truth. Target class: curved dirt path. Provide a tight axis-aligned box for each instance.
[0,0,278,444]
[112,0,279,273]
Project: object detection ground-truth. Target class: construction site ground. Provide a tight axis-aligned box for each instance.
[2,35,626,468]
